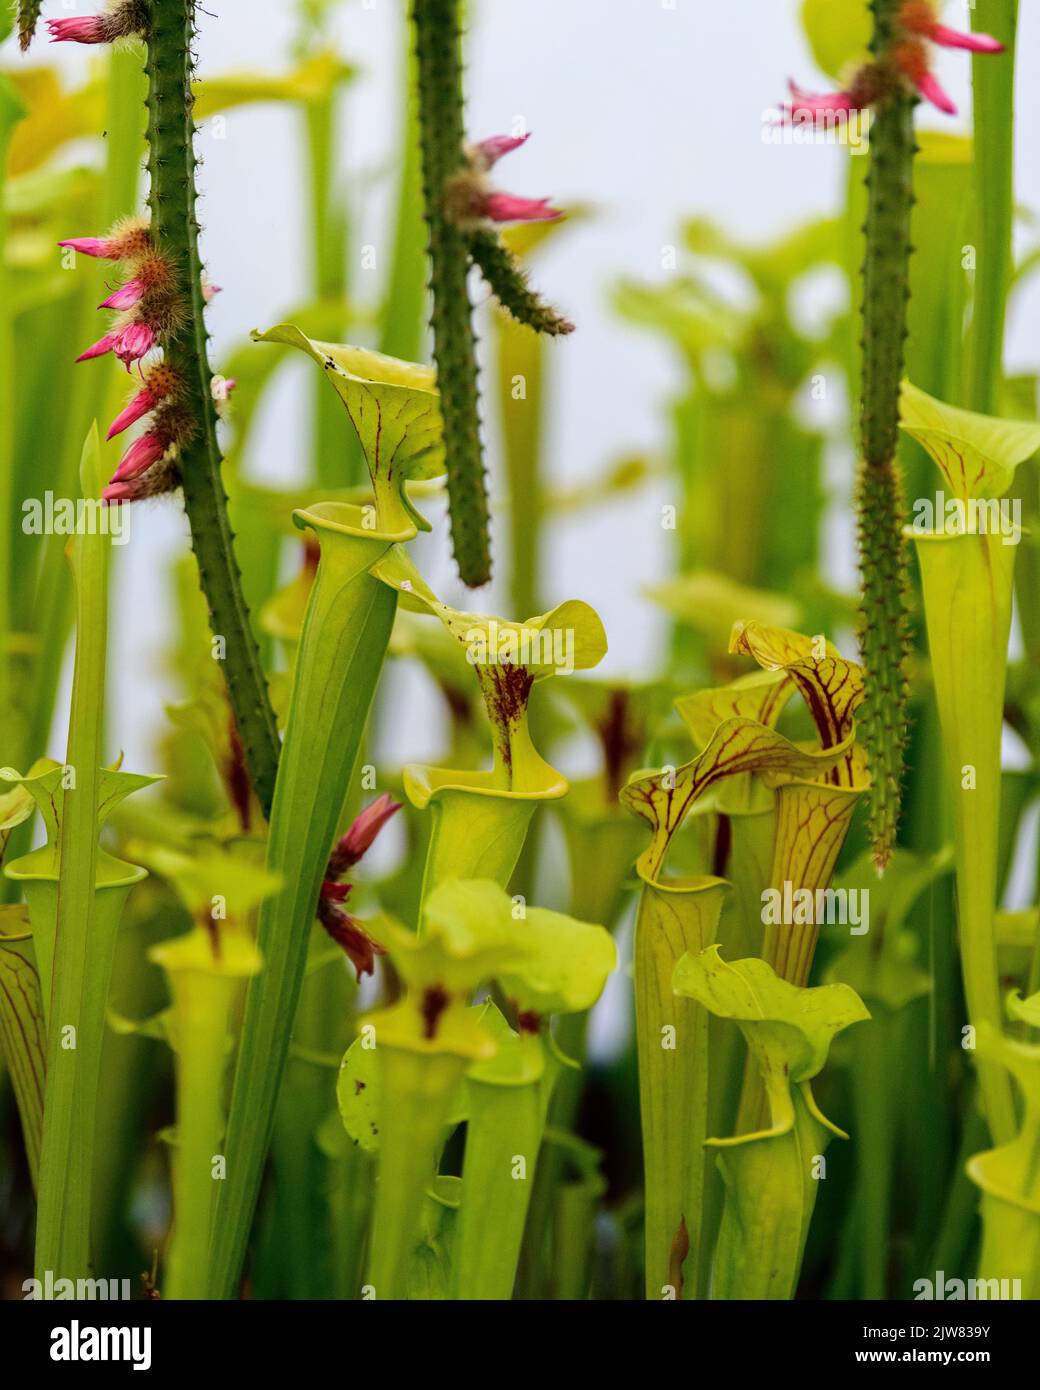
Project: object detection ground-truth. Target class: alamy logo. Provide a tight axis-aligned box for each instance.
[913,1270,1021,1301]
[464,620,573,674]
[49,1320,152,1371]
[22,491,129,545]
[761,882,869,936]
[23,1272,131,1300]
[910,491,1021,545]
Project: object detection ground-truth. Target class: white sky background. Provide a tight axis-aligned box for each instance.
[5,0,1039,776]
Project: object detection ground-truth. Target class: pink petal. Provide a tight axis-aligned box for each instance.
[112,432,166,482]
[99,279,145,311]
[76,333,117,363]
[785,80,859,115]
[914,70,957,114]
[328,793,402,873]
[112,321,155,367]
[46,17,107,44]
[59,236,118,260]
[106,387,156,441]
[102,482,135,502]
[473,133,530,168]
[483,192,562,223]
[929,23,1004,54]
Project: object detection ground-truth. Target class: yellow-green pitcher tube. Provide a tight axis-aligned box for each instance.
[913,528,1018,1143]
[151,929,261,1301]
[367,1046,467,1300]
[406,768,561,914]
[208,502,409,1299]
[634,872,728,1300]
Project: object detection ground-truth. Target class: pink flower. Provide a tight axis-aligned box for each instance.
[106,386,157,440]
[47,17,108,44]
[912,69,957,113]
[102,481,135,503]
[316,897,386,980]
[482,192,561,223]
[76,320,155,368]
[471,133,530,170]
[111,431,167,482]
[783,80,864,119]
[58,236,120,260]
[327,793,401,875]
[900,2,1004,54]
[893,40,957,113]
[76,332,119,363]
[99,279,146,312]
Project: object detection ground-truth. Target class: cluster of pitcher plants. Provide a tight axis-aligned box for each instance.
[0,0,1038,1301]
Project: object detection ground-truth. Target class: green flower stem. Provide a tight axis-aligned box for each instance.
[634,875,728,1300]
[28,430,147,1280]
[367,1046,465,1300]
[151,930,260,1301]
[208,505,404,1298]
[857,0,916,869]
[452,1071,543,1299]
[913,531,1017,1143]
[0,77,25,758]
[411,0,491,586]
[144,0,280,814]
[968,1,1019,414]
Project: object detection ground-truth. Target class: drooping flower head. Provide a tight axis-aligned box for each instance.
[783,1,1003,120]
[46,2,148,47]
[445,132,562,229]
[317,794,403,978]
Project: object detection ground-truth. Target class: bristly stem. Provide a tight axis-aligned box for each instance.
[411,0,492,587]
[143,0,280,814]
[469,230,574,337]
[857,0,915,871]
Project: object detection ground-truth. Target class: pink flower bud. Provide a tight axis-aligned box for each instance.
[76,332,118,363]
[59,236,119,260]
[327,793,401,876]
[106,387,157,440]
[111,431,167,482]
[47,17,108,44]
[482,192,562,224]
[99,278,146,312]
[471,133,530,170]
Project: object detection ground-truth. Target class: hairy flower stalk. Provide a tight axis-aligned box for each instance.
[49,3,279,813]
[411,0,490,586]
[411,1,571,585]
[787,1,1003,869]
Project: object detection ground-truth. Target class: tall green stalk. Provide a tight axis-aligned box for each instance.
[143,0,280,814]
[968,0,1018,414]
[857,0,916,870]
[411,0,490,586]
[207,503,403,1298]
